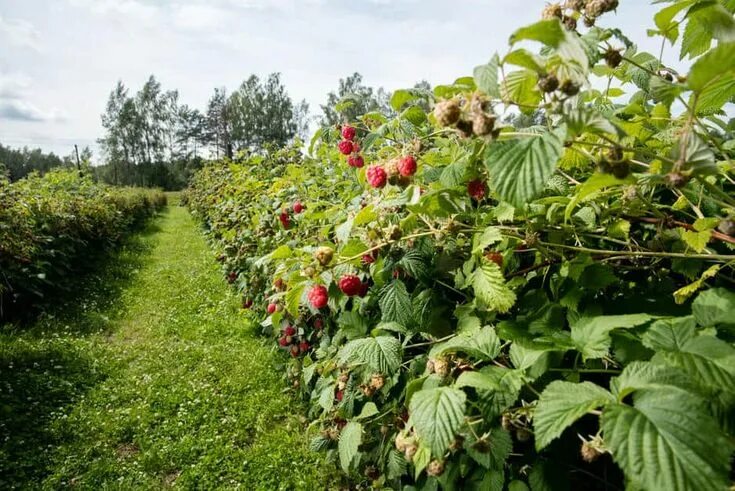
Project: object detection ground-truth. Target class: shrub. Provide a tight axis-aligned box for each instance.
[0,169,166,319]
[189,3,735,489]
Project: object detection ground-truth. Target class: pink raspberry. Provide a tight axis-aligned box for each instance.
[283,325,296,336]
[267,303,277,314]
[348,154,365,168]
[299,340,310,353]
[366,165,387,188]
[398,155,417,177]
[338,140,353,155]
[467,179,487,201]
[293,201,304,213]
[308,285,329,309]
[341,125,356,141]
[338,274,363,296]
[279,211,291,229]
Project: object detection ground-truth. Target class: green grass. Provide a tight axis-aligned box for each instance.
[0,204,337,490]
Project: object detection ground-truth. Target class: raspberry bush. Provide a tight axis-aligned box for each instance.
[188,2,735,489]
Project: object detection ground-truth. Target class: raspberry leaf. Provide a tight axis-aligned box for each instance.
[484,126,565,208]
[338,422,362,472]
[338,336,403,374]
[602,390,734,491]
[470,260,516,313]
[534,381,614,450]
[570,314,655,360]
[409,387,466,457]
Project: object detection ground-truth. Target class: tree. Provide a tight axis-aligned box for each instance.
[205,87,233,160]
[320,72,392,126]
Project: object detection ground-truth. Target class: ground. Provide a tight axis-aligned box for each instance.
[0,201,335,490]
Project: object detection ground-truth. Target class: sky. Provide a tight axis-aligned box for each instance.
[0,0,665,160]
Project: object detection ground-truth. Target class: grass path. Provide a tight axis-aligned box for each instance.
[0,204,334,490]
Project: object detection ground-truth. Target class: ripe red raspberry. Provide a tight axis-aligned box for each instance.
[467,179,487,201]
[366,165,387,188]
[242,298,253,309]
[352,142,361,153]
[279,211,291,229]
[314,318,324,330]
[290,344,300,357]
[338,140,353,155]
[398,155,417,177]
[362,253,376,264]
[278,336,289,347]
[336,390,344,402]
[348,154,365,168]
[293,201,304,213]
[338,275,363,296]
[227,271,237,283]
[359,282,369,297]
[283,325,296,336]
[308,285,329,309]
[267,303,277,314]
[341,125,356,141]
[485,251,503,267]
[299,340,310,353]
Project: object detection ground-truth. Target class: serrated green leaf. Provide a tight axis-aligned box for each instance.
[571,314,654,360]
[681,228,711,253]
[379,280,412,325]
[466,427,512,470]
[430,326,500,361]
[673,264,722,304]
[501,70,542,112]
[485,126,565,208]
[387,450,408,480]
[338,422,362,472]
[339,336,403,374]
[692,287,735,326]
[474,54,501,98]
[471,260,517,313]
[689,42,735,90]
[510,19,565,47]
[534,381,614,450]
[286,283,305,316]
[611,361,698,401]
[409,387,467,457]
[602,391,734,491]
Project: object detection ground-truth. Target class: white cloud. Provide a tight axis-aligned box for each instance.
[0,99,66,123]
[67,0,159,24]
[0,15,41,51]
[173,4,227,30]
[0,72,32,99]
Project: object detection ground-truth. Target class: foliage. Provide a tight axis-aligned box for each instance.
[0,169,165,320]
[188,1,735,489]
[0,142,74,182]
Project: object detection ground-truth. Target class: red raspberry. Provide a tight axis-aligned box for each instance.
[299,340,310,353]
[366,165,387,188]
[341,125,356,141]
[242,298,253,309]
[338,140,353,155]
[227,271,237,283]
[308,285,329,309]
[336,390,344,402]
[398,155,417,177]
[358,282,369,297]
[283,325,296,336]
[293,201,304,213]
[279,211,291,229]
[267,303,277,314]
[338,274,363,296]
[362,253,376,264]
[352,142,361,153]
[348,154,365,168]
[467,179,487,201]
[314,318,324,330]
[290,344,300,357]
[485,251,503,267]
[278,336,289,347]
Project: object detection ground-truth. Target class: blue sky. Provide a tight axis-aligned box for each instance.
[0,0,664,159]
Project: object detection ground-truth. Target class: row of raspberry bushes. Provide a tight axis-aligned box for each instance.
[188,2,735,489]
[0,169,166,320]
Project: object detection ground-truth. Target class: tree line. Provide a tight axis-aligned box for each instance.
[2,73,437,188]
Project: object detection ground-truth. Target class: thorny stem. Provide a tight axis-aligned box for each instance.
[537,240,735,261]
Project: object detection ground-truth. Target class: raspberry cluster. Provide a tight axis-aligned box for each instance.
[277,325,312,357]
[433,93,497,139]
[338,125,365,168]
